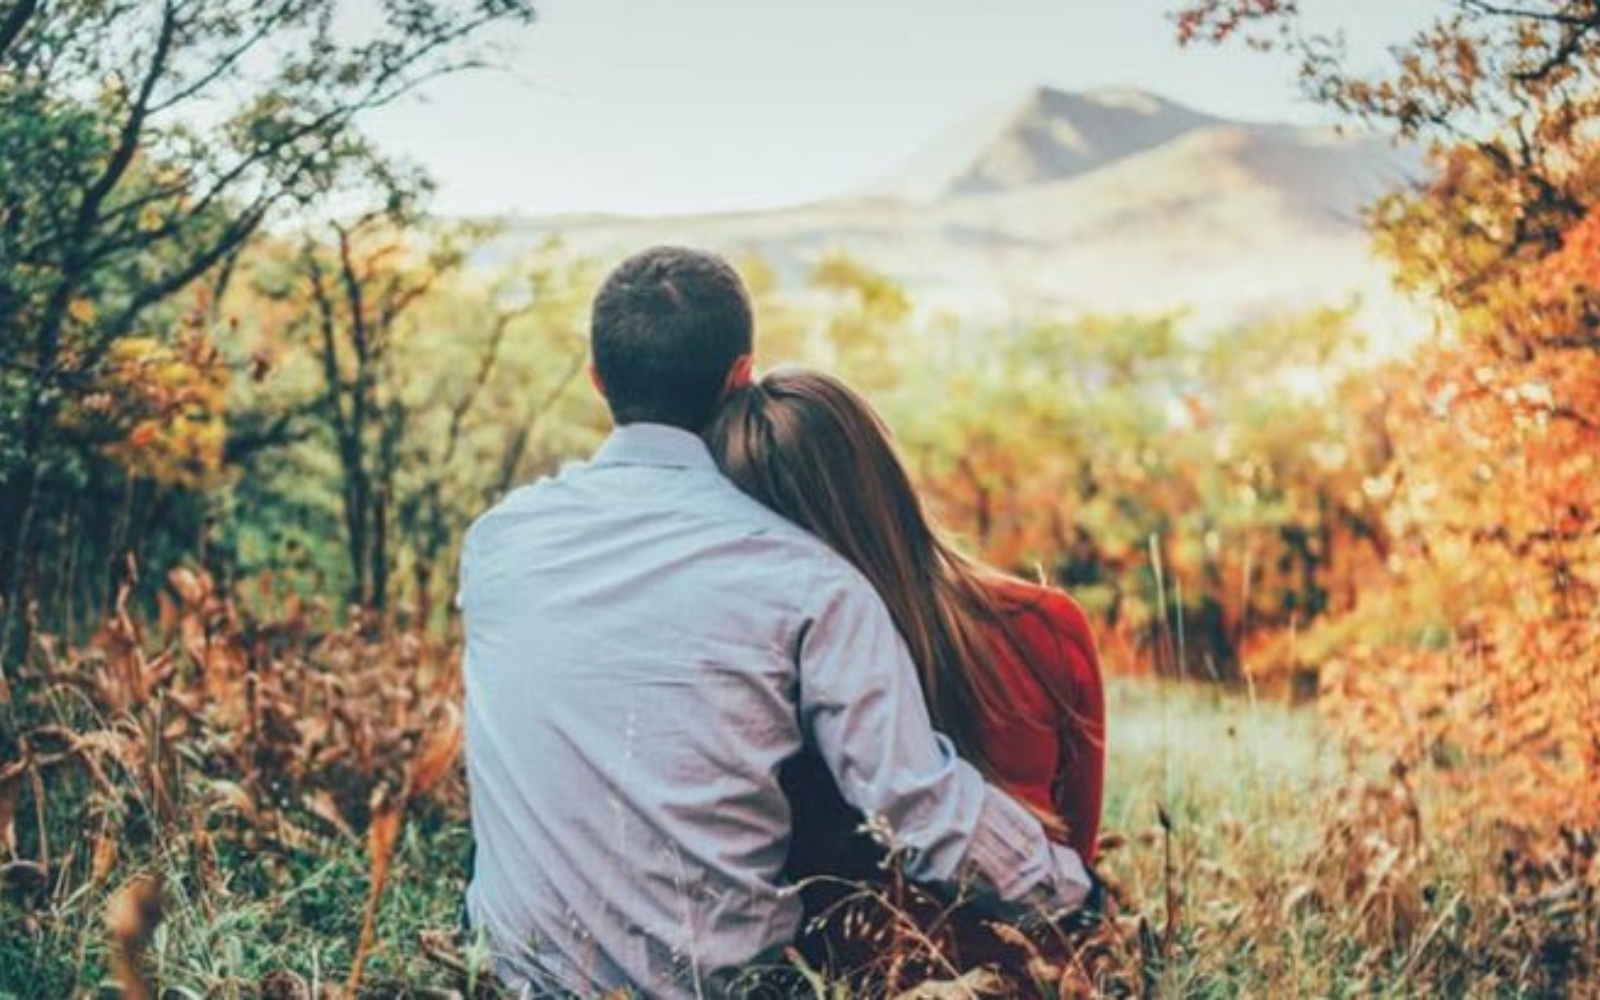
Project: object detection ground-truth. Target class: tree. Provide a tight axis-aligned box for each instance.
[810,251,913,392]
[285,214,468,612]
[0,0,537,666]
[394,247,600,627]
[243,228,597,623]
[890,308,1385,680]
[1176,0,1600,828]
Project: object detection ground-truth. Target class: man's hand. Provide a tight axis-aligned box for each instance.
[1017,864,1111,939]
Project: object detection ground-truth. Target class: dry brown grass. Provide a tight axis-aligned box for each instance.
[0,575,1594,997]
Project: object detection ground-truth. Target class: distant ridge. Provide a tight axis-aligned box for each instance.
[486,86,1422,332]
[868,86,1223,201]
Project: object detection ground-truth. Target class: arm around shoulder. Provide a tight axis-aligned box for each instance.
[795,562,1096,915]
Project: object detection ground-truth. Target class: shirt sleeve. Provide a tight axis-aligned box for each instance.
[794,562,1094,916]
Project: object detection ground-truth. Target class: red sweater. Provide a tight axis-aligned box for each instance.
[782,578,1106,987]
[979,577,1106,862]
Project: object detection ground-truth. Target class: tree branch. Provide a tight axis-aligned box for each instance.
[0,0,38,64]
[103,202,269,340]
[78,0,180,237]
[304,246,352,450]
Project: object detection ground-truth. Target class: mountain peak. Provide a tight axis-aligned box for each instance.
[1028,85,1182,113]
[867,85,1226,202]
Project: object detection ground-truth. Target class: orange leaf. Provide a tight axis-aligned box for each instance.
[127,422,159,448]
[406,702,463,800]
[347,786,405,998]
[106,874,164,1000]
[167,567,207,608]
[0,757,26,856]
[91,827,119,884]
[305,790,356,841]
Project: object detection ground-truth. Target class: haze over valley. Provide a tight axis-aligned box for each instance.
[491,86,1420,332]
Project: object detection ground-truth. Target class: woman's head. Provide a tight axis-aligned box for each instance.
[707,369,937,587]
[707,368,1025,776]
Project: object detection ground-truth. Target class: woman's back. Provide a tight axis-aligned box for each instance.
[782,577,1106,989]
[706,368,1107,988]
[977,577,1105,862]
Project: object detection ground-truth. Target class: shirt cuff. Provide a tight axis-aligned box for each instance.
[960,783,1095,915]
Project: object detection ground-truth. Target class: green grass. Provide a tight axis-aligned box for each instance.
[0,812,477,997]
[1095,683,1591,998]
[1103,679,1347,853]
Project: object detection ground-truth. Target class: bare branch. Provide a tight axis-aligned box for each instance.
[77,1,180,239]
[147,1,303,115]
[1458,1,1600,28]
[0,0,38,63]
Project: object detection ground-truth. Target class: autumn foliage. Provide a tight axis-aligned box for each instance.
[1174,0,1600,838]
[2,570,463,993]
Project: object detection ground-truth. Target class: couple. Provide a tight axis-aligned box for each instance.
[459,246,1106,998]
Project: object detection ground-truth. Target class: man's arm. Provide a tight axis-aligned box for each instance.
[794,564,1094,916]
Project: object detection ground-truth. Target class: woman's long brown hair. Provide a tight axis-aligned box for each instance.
[706,367,1076,797]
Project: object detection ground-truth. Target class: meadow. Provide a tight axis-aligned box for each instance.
[3,658,1591,998]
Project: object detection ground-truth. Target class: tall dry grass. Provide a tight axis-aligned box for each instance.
[0,572,1594,997]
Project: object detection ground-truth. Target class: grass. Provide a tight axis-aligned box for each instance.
[2,680,1593,997]
[1096,683,1594,997]
[1097,681,1369,996]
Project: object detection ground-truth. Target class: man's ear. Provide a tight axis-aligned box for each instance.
[723,354,754,395]
[588,363,607,400]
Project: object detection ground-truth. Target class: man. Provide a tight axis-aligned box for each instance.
[461,246,1094,997]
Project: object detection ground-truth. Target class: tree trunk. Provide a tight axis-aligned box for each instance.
[0,391,53,679]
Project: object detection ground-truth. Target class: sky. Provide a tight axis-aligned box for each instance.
[360,0,1438,219]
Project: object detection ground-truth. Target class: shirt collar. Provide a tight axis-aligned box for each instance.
[592,422,718,471]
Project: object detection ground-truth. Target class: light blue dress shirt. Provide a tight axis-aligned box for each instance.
[461,424,1090,998]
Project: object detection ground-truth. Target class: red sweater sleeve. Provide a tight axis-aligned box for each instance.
[1038,591,1106,864]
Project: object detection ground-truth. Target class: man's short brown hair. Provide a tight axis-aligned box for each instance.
[591,246,754,432]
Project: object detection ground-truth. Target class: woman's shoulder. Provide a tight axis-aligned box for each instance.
[986,576,1100,676]
[989,576,1092,631]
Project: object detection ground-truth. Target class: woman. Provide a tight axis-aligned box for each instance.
[706,368,1105,987]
